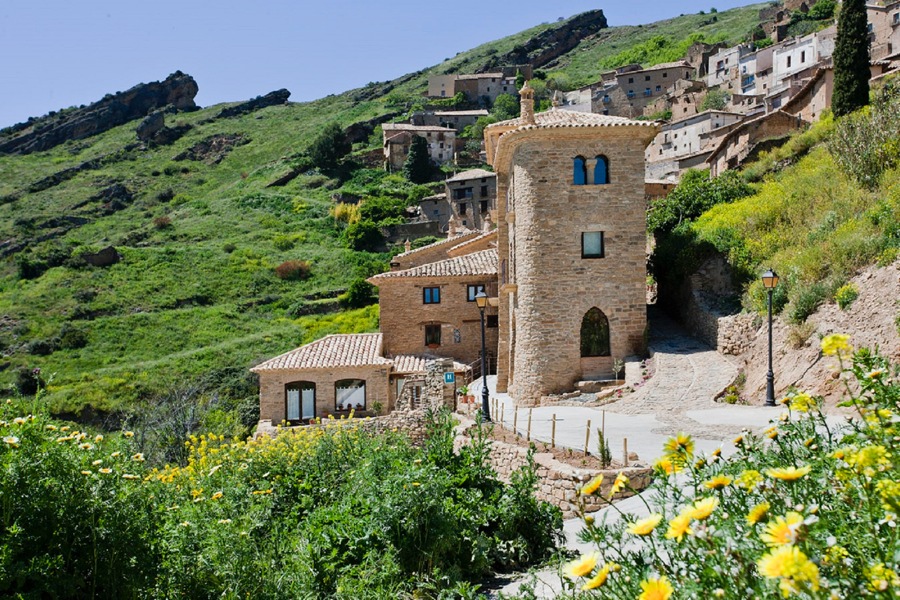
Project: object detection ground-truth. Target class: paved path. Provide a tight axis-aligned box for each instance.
[474,311,792,598]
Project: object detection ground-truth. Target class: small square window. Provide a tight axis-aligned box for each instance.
[486,315,499,328]
[425,324,441,346]
[582,232,605,259]
[467,284,486,302]
[423,287,441,304]
[645,75,650,81]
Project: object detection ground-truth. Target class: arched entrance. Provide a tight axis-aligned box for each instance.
[580,308,612,380]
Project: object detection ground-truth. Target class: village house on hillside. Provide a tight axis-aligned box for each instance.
[382,123,456,171]
[417,168,497,232]
[594,61,695,117]
[410,109,489,131]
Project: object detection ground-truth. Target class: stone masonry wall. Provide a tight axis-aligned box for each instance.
[377,274,499,366]
[455,423,652,519]
[504,130,653,403]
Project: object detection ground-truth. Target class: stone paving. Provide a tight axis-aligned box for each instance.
[473,310,794,598]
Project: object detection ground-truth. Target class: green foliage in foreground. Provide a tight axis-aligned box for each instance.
[558,339,900,598]
[0,409,563,598]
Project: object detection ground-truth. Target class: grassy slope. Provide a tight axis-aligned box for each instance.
[0,3,765,415]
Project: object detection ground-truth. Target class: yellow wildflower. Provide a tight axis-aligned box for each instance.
[122,474,140,480]
[45,424,58,431]
[582,563,612,590]
[211,491,224,500]
[581,475,603,496]
[704,475,733,490]
[13,417,26,425]
[758,546,820,597]
[3,436,20,448]
[689,497,719,520]
[564,552,599,578]
[733,434,745,446]
[217,519,232,525]
[760,512,804,547]
[79,443,93,450]
[638,575,673,600]
[737,469,763,490]
[789,392,817,413]
[110,451,121,458]
[132,453,145,462]
[850,445,891,470]
[821,333,852,357]
[823,545,848,566]
[91,459,103,466]
[99,468,112,474]
[766,465,811,481]
[665,513,693,542]
[94,434,103,443]
[81,470,92,476]
[627,514,663,536]
[865,563,900,592]
[876,479,900,514]
[867,369,886,379]
[609,473,629,498]
[747,501,770,525]
[653,456,682,475]
[663,432,694,458]
[123,431,134,437]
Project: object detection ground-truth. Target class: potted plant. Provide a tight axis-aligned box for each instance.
[457,385,468,400]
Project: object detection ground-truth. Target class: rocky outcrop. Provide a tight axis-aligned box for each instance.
[174,133,249,164]
[81,246,120,267]
[481,10,608,71]
[136,110,192,146]
[0,72,199,155]
[214,89,291,119]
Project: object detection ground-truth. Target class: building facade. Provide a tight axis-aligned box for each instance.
[382,124,456,171]
[445,168,497,231]
[484,84,658,402]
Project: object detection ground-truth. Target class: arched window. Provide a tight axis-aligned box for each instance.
[580,308,611,357]
[336,379,366,411]
[573,156,587,185]
[594,155,610,184]
[285,381,316,423]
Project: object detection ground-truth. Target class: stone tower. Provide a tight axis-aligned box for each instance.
[484,96,658,404]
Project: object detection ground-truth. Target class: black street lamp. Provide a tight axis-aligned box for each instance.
[474,290,491,422]
[762,269,780,407]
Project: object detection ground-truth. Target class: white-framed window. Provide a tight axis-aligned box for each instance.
[286,381,316,422]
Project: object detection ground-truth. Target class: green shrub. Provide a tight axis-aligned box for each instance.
[834,282,859,309]
[343,220,384,251]
[829,85,900,188]
[272,234,296,251]
[786,281,826,323]
[339,278,377,309]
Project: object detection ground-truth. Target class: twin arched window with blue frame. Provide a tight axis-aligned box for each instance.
[573,155,610,185]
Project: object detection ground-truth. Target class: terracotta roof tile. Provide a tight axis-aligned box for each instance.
[382,123,455,132]
[433,110,490,117]
[371,249,498,281]
[250,333,389,372]
[392,231,481,260]
[447,230,497,255]
[391,355,470,374]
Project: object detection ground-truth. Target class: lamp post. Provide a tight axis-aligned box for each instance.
[762,269,780,407]
[474,290,491,422]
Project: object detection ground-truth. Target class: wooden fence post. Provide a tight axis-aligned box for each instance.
[624,438,629,467]
[551,414,557,449]
[513,408,518,437]
[526,409,532,441]
[584,419,592,456]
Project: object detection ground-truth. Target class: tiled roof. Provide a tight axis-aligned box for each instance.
[392,231,481,260]
[250,333,390,372]
[447,230,497,256]
[391,355,470,374]
[433,110,489,117]
[446,168,496,183]
[370,249,498,281]
[487,107,656,130]
[639,60,692,72]
[382,123,455,132]
[457,72,504,80]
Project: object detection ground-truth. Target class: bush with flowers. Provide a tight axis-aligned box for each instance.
[0,407,562,598]
[557,334,899,599]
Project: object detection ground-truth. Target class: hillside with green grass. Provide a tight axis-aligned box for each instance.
[0,3,769,431]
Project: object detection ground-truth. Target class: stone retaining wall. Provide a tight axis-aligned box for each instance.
[455,421,652,519]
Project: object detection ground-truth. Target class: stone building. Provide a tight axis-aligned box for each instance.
[427,73,518,104]
[484,83,658,402]
[645,110,745,181]
[445,168,497,231]
[644,79,708,120]
[410,109,490,131]
[369,247,499,368]
[382,124,456,171]
[868,0,900,60]
[706,110,804,176]
[595,61,695,117]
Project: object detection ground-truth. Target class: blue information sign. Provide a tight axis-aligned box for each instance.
[443,372,455,384]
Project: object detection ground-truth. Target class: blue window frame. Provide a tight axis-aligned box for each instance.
[423,287,441,304]
[594,155,609,185]
[573,156,587,185]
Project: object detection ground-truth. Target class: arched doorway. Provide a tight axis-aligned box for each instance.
[580,308,610,357]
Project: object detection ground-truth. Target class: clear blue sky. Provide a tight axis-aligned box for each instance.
[0,1,755,128]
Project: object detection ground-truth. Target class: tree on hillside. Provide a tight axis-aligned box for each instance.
[309,122,351,170]
[403,135,432,183]
[700,88,729,111]
[832,0,870,117]
[492,94,520,121]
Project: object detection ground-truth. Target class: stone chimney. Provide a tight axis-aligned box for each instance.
[404,239,411,253]
[520,81,536,125]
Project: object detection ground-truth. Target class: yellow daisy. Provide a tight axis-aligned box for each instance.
[564,552,599,578]
[765,465,811,481]
[582,563,612,590]
[653,456,683,475]
[663,432,694,457]
[689,497,719,520]
[737,469,763,490]
[789,392,816,413]
[760,511,804,547]
[664,513,693,542]
[704,475,733,490]
[638,575,674,600]
[747,501,770,525]
[758,545,820,596]
[581,475,603,496]
[627,514,663,536]
[609,473,629,498]
[821,333,852,357]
